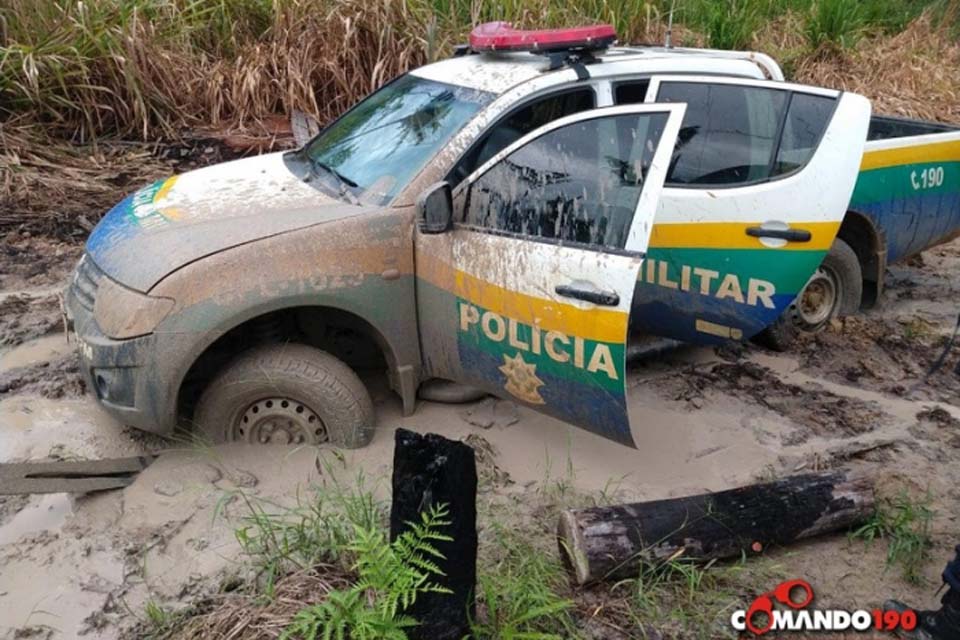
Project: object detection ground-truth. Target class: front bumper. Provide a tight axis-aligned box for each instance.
[65,257,172,434]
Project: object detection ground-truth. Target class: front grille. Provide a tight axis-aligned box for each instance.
[71,254,105,312]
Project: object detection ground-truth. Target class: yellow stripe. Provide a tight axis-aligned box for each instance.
[861,139,960,172]
[417,253,627,344]
[649,221,840,251]
[153,176,178,202]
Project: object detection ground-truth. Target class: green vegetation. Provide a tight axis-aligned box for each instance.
[147,465,947,640]
[471,521,577,639]
[804,0,865,50]
[281,504,453,640]
[230,472,382,593]
[693,1,762,50]
[852,490,935,584]
[144,599,174,633]
[1,0,956,142]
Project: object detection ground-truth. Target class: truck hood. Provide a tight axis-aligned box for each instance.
[86,151,376,292]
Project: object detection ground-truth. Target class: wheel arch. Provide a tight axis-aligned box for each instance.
[174,302,417,426]
[836,209,886,309]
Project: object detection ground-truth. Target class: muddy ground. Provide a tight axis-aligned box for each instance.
[1,155,959,638]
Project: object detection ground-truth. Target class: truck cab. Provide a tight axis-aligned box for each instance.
[66,25,872,448]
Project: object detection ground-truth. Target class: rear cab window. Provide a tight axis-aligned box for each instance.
[645,80,837,187]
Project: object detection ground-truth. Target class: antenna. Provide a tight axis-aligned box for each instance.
[664,0,677,48]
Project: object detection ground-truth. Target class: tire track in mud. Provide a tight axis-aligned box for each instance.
[648,358,891,445]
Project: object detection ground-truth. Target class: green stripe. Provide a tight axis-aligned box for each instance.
[458,297,625,393]
[645,247,827,295]
[853,161,960,207]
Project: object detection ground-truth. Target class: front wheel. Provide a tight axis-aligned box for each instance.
[193,343,375,447]
[754,238,862,351]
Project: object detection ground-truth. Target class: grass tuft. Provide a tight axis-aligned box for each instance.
[804,0,865,50]
[471,521,578,639]
[685,0,762,50]
[851,490,935,584]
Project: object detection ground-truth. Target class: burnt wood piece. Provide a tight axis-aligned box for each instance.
[558,470,874,585]
[390,429,477,640]
[0,456,156,494]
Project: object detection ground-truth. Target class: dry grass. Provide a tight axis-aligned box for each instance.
[1,1,957,146]
[0,0,430,142]
[0,120,235,237]
[155,566,354,640]
[793,14,960,122]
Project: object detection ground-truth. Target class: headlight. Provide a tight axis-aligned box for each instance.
[93,277,174,339]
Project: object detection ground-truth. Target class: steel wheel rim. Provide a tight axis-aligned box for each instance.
[232,397,327,444]
[796,266,840,327]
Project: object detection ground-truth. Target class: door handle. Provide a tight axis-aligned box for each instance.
[745,227,812,242]
[555,284,620,306]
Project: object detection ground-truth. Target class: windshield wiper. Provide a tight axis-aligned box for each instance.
[311,159,358,189]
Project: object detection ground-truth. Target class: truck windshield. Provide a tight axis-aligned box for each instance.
[305,75,493,205]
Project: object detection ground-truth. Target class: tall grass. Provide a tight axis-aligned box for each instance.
[1,0,429,140]
[805,0,865,50]
[0,0,957,142]
[684,0,762,49]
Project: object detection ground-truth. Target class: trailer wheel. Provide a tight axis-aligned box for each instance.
[192,343,375,448]
[755,239,862,351]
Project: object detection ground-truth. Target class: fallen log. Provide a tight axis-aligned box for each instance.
[558,470,874,585]
[390,429,477,640]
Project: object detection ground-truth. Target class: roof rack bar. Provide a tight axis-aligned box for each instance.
[633,46,784,81]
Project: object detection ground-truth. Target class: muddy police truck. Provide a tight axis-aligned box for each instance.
[66,23,960,449]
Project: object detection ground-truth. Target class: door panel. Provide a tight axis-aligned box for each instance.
[415,104,685,446]
[633,75,871,344]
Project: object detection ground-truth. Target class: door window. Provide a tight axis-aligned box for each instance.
[448,89,595,186]
[463,111,669,249]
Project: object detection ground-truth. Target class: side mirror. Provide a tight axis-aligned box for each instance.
[417,182,453,234]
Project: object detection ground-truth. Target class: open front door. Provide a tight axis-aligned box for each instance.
[415,104,685,447]
[633,75,871,343]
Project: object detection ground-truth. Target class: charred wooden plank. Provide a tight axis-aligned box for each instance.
[0,455,156,494]
[390,429,477,640]
[558,470,874,585]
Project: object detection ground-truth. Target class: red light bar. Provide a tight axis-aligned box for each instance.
[469,21,617,53]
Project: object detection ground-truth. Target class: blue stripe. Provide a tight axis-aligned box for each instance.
[853,191,960,262]
[631,284,795,345]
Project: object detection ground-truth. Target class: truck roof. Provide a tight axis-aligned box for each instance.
[410,46,783,95]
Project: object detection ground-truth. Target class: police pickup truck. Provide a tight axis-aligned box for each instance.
[66,22,960,448]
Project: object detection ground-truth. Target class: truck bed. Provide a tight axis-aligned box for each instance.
[852,114,960,265]
[867,114,959,141]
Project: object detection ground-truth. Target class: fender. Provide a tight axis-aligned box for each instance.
[146,208,422,426]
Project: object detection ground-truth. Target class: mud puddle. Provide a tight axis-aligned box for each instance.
[0,334,72,370]
[0,493,72,546]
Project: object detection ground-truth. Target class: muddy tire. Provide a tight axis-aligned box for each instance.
[754,239,862,352]
[193,343,375,448]
[753,313,798,352]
